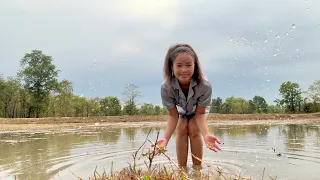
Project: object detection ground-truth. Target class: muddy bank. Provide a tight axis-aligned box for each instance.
[1,113,320,124]
[1,117,320,132]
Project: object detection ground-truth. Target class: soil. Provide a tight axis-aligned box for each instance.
[1,113,320,132]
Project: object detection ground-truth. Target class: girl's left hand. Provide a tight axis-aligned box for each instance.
[204,134,221,152]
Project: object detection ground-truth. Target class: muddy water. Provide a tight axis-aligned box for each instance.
[0,124,319,180]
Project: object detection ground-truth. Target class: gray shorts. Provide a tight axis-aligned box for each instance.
[179,113,195,121]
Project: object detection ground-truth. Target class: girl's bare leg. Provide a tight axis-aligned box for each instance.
[188,116,203,165]
[175,118,189,167]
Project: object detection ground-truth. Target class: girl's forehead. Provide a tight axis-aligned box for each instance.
[174,53,194,63]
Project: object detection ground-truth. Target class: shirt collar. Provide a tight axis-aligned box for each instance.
[171,76,197,90]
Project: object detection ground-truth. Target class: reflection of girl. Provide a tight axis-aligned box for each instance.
[155,44,221,168]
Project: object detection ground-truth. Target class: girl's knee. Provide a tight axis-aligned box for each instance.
[176,119,188,137]
[188,119,201,138]
[188,127,201,139]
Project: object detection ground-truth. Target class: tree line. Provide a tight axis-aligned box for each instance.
[0,50,319,118]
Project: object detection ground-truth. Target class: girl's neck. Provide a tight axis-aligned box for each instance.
[179,81,190,90]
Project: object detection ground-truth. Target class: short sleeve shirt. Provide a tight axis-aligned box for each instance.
[160,76,212,116]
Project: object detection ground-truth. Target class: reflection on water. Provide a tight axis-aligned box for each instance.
[0,124,319,180]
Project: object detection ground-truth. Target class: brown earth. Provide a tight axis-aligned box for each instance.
[1,113,320,132]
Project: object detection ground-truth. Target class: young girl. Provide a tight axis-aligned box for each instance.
[155,44,221,168]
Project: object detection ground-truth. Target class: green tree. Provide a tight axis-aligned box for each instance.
[52,80,74,117]
[4,77,23,118]
[100,96,121,116]
[0,75,7,117]
[210,97,222,113]
[278,81,302,113]
[306,80,320,103]
[123,101,138,115]
[86,98,101,117]
[139,103,155,115]
[72,95,87,117]
[154,105,161,115]
[122,84,141,115]
[18,50,59,117]
[305,80,320,112]
[248,100,256,114]
[268,105,284,113]
[252,96,268,113]
[222,96,249,114]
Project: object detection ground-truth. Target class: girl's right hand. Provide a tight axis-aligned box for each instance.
[152,137,168,155]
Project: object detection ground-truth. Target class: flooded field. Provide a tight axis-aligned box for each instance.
[0,123,319,180]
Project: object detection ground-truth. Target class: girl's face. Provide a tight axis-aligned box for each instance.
[172,53,195,85]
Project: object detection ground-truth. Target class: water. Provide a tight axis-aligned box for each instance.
[0,124,319,180]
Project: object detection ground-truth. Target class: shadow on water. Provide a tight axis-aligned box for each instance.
[0,124,319,180]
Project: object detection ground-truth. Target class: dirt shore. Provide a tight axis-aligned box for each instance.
[1,113,320,132]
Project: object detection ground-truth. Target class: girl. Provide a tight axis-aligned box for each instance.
[155,44,221,168]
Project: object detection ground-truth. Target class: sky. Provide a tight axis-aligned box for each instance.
[1,0,320,106]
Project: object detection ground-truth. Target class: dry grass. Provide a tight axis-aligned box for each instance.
[69,128,278,180]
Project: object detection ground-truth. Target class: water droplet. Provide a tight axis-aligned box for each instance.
[265,66,268,69]
[274,53,278,56]
[264,73,268,75]
[275,34,281,39]
[261,84,264,87]
[229,37,233,42]
[307,8,310,11]
[234,75,237,78]
[264,39,268,43]
[269,29,272,32]
[292,24,296,29]
[285,32,289,36]
[267,79,270,82]
[296,49,300,52]
[291,37,293,40]
[306,0,308,3]
[276,72,279,74]
[297,68,299,71]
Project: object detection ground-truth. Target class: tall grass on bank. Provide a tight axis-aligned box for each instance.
[75,128,277,180]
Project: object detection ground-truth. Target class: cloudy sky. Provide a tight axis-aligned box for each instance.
[1,0,319,106]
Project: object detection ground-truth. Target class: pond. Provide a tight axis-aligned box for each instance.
[0,123,319,180]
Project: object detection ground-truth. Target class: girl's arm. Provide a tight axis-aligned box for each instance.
[163,107,179,141]
[195,106,221,152]
[194,106,210,137]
